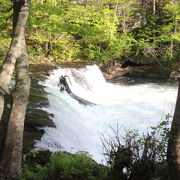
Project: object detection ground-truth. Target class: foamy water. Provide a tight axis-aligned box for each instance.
[35,65,178,164]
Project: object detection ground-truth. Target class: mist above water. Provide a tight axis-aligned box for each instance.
[35,64,178,164]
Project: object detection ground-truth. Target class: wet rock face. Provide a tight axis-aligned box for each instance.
[24,63,96,153]
[101,59,154,80]
[100,59,178,80]
[102,66,153,80]
[29,64,57,83]
[23,68,55,153]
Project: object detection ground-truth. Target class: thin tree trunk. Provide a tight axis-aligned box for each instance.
[153,0,156,40]
[0,0,30,120]
[170,38,174,59]
[109,1,118,43]
[123,8,126,32]
[168,81,180,179]
[153,0,156,15]
[170,0,178,60]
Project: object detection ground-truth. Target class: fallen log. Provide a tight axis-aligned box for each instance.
[58,76,96,106]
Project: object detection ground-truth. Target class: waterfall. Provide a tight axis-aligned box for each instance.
[35,64,178,164]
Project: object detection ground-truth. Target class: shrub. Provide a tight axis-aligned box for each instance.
[101,114,171,180]
[20,151,50,180]
[21,151,107,180]
[48,151,107,180]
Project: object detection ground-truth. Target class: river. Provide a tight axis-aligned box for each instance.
[31,64,178,164]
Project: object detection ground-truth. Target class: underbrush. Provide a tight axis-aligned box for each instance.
[20,151,107,180]
[101,115,171,180]
[20,115,171,180]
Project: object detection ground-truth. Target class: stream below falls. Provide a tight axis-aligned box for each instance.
[32,64,178,164]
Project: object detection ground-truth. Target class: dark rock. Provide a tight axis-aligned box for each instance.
[28,93,49,108]
[121,60,146,68]
[25,109,55,131]
[29,64,57,73]
[59,62,96,69]
[124,67,170,79]
[23,66,56,153]
[23,131,42,153]
[131,56,157,65]
[27,81,49,109]
[29,64,57,81]
[101,61,173,80]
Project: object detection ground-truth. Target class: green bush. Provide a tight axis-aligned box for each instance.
[48,152,107,180]
[20,151,49,180]
[20,151,107,180]
[84,44,109,62]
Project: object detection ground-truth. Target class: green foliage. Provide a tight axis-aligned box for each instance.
[84,44,108,62]
[20,151,107,180]
[0,0,12,64]
[48,152,107,180]
[0,0,179,67]
[26,0,121,62]
[20,151,50,180]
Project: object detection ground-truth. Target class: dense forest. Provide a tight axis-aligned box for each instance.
[0,0,179,69]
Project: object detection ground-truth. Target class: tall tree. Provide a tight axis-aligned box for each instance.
[0,0,31,177]
[168,81,180,179]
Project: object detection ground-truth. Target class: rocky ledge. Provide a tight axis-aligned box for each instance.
[23,69,56,153]
[101,60,180,80]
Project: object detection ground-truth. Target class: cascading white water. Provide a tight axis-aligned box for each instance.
[35,64,178,164]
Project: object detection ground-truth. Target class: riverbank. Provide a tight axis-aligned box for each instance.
[102,65,180,80]
[28,56,180,80]
[0,53,179,81]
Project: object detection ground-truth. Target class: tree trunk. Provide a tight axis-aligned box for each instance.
[1,38,30,176]
[0,0,30,120]
[170,0,178,61]
[153,0,156,15]
[168,81,180,179]
[123,8,126,32]
[0,0,31,177]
